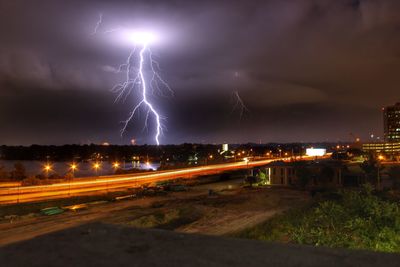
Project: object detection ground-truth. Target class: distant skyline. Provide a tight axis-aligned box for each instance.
[1,0,400,145]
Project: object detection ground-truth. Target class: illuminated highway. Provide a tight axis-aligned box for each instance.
[0,156,321,205]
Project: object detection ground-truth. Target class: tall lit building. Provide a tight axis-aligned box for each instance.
[383,103,400,142]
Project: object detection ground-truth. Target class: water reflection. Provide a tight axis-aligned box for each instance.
[0,160,160,178]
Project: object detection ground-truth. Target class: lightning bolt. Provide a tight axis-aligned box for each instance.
[231,72,249,120]
[117,44,163,145]
[91,13,103,35]
[92,14,171,145]
[232,91,249,120]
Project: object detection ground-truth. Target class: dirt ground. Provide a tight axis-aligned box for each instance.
[0,179,310,246]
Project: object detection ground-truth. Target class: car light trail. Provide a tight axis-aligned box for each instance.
[0,155,329,205]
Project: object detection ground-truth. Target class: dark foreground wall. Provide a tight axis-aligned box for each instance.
[1,223,399,267]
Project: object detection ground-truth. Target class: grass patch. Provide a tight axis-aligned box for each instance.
[157,206,202,230]
[126,207,202,230]
[0,190,141,218]
[235,185,400,253]
[0,194,112,218]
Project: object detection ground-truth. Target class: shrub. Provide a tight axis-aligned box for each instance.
[9,162,27,180]
[237,185,400,253]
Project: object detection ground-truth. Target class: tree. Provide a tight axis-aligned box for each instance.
[9,162,27,181]
[0,165,8,181]
[387,166,400,190]
[257,169,267,185]
[294,162,313,189]
[64,172,74,181]
[360,157,384,187]
[245,176,258,187]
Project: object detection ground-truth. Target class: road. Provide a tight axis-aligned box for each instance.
[0,179,304,246]
[0,156,320,205]
[0,179,245,245]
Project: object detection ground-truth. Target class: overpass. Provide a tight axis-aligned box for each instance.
[0,156,321,205]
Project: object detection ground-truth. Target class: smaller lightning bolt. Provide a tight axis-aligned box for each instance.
[231,71,249,120]
[232,90,249,120]
[91,13,103,35]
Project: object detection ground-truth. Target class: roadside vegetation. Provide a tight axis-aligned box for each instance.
[235,185,400,253]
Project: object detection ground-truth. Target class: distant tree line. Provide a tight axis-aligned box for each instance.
[0,143,339,162]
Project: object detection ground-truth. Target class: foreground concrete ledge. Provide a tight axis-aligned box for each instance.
[1,223,399,267]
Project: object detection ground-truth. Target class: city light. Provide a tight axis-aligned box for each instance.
[306,148,327,157]
[70,163,77,171]
[44,164,52,172]
[113,162,120,169]
[43,163,52,178]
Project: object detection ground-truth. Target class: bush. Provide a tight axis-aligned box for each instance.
[21,177,42,186]
[21,176,54,186]
[0,165,8,180]
[9,162,27,180]
[237,185,400,253]
[244,176,259,187]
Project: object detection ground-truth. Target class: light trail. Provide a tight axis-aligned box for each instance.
[0,155,329,205]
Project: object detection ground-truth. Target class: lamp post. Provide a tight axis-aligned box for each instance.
[93,162,100,176]
[70,163,77,177]
[44,164,51,178]
[69,163,77,196]
[113,161,120,170]
[377,155,384,190]
[206,154,213,165]
[244,157,250,176]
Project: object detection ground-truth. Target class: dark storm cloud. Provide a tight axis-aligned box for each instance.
[0,0,399,144]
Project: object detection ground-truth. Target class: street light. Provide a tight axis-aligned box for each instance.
[112,162,120,169]
[70,163,77,177]
[93,162,100,176]
[377,155,384,190]
[44,164,52,178]
[69,163,77,196]
[244,157,250,177]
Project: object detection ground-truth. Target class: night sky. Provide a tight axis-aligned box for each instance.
[1,0,400,145]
